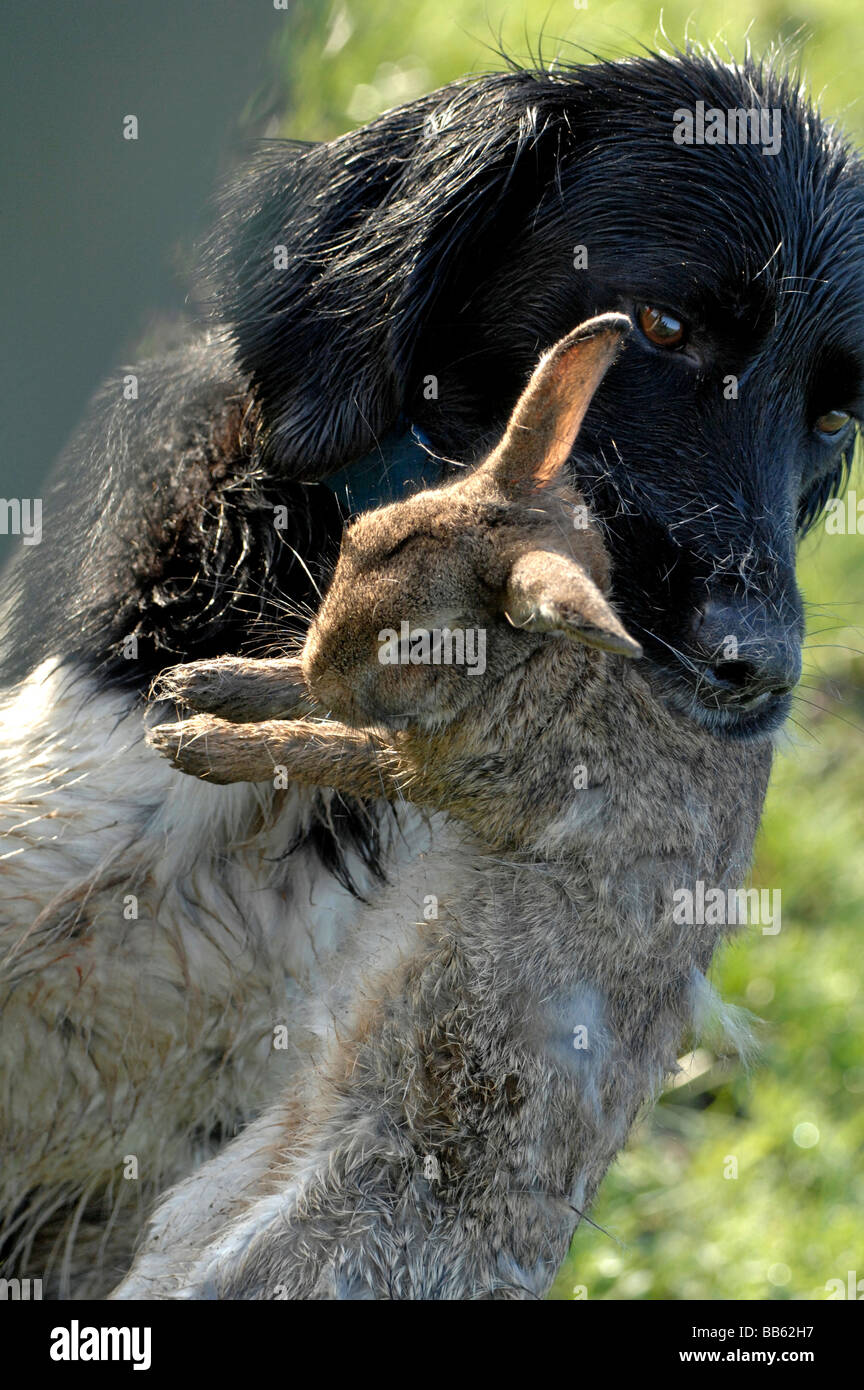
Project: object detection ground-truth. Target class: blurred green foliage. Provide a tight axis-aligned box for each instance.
[273,0,864,1300]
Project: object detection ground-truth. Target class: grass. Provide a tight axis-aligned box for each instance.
[273,0,864,1299]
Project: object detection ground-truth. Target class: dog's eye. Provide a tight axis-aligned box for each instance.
[637,305,687,350]
[815,409,851,437]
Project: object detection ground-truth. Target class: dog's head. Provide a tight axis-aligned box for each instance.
[205,47,864,741]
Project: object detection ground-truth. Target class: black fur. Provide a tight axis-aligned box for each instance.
[3,46,864,788]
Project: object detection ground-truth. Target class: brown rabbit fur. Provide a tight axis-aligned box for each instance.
[115,316,772,1299]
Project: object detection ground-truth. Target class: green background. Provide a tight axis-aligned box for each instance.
[271,0,864,1301]
[2,0,860,1300]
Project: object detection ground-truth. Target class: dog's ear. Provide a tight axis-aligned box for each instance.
[199,78,577,481]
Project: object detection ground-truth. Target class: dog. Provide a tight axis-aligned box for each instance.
[1,45,863,1295]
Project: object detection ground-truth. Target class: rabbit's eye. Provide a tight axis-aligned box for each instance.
[636,305,687,350]
[378,532,427,563]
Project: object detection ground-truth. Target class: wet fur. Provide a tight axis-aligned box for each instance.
[113,321,772,1299]
[2,46,863,1295]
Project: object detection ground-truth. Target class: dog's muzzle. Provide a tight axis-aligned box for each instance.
[665,593,803,738]
[690,596,802,707]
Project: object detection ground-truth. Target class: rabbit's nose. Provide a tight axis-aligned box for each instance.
[689,598,801,710]
[307,670,354,716]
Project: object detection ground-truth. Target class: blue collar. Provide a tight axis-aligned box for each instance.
[322,423,445,515]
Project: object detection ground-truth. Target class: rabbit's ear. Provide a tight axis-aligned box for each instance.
[502,549,641,656]
[481,314,631,496]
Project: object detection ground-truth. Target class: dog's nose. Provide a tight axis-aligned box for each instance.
[690,598,802,710]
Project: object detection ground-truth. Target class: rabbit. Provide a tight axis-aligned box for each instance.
[114,315,772,1299]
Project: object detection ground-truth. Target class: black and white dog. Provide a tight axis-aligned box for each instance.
[1,47,863,1296]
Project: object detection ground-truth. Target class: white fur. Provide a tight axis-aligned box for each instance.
[0,657,449,1294]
